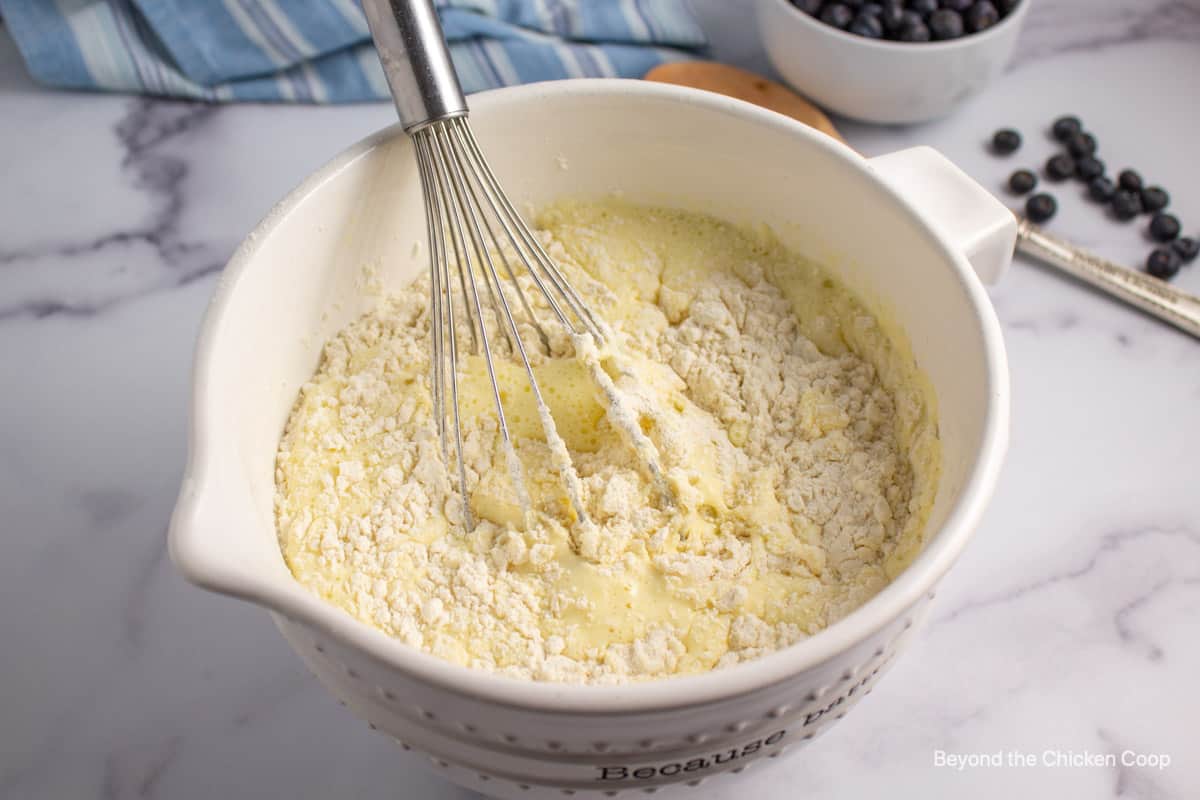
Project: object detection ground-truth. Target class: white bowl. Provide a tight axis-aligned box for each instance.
[169,80,1014,797]
[758,0,1031,124]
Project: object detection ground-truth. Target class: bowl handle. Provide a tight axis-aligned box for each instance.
[868,146,1016,285]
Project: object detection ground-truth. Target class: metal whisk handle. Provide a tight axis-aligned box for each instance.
[362,0,467,131]
[1016,218,1200,340]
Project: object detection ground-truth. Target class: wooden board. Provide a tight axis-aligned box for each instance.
[643,61,846,144]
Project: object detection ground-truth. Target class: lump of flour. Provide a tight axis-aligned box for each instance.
[274,199,940,684]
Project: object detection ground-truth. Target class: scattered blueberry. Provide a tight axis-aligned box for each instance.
[929,9,965,38]
[965,1,1000,32]
[1140,186,1169,213]
[799,0,1018,39]
[1008,169,1037,195]
[820,3,855,28]
[987,106,1200,283]
[1117,169,1143,192]
[1066,132,1097,158]
[1045,154,1076,181]
[1075,156,1105,182]
[897,20,932,40]
[850,12,885,36]
[1088,176,1115,202]
[991,128,1022,154]
[1052,115,1082,142]
[1026,193,1057,223]
[880,1,906,29]
[1146,248,1182,280]
[1149,213,1181,242]
[1111,189,1143,221]
[1171,237,1199,264]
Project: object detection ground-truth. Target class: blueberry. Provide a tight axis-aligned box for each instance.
[1075,156,1105,182]
[991,128,1021,154]
[928,8,964,37]
[1066,132,1097,157]
[1117,169,1143,192]
[1149,213,1181,242]
[791,0,823,13]
[997,0,1020,13]
[898,8,924,26]
[965,1,1000,31]
[820,3,855,28]
[1052,115,1082,142]
[849,12,885,36]
[1025,193,1057,223]
[861,2,884,13]
[1008,169,1037,195]
[1140,186,1169,213]
[908,0,939,15]
[1045,154,1075,181]
[843,0,866,6]
[880,1,907,29]
[1088,176,1115,202]
[1146,248,1182,280]
[1172,237,1199,264]
[1111,189,1142,220]
[896,20,932,40]
[940,0,972,11]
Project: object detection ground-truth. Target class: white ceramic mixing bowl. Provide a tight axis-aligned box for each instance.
[757,0,1031,124]
[169,80,1013,798]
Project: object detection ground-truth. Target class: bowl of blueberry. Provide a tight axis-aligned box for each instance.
[757,0,1030,124]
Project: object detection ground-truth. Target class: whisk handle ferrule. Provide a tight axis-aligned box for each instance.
[362,0,467,131]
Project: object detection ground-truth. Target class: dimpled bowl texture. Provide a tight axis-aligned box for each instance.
[169,80,1011,798]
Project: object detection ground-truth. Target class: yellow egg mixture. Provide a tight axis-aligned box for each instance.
[275,200,940,683]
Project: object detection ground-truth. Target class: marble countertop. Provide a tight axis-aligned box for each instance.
[1,1,1198,798]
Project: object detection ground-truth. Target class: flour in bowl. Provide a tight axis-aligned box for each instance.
[274,200,940,684]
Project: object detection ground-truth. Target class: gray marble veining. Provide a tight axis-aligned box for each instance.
[1013,0,1200,62]
[1,1,1198,798]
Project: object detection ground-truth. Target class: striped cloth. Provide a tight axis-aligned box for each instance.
[0,0,707,102]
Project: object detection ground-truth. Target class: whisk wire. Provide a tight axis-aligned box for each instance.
[413,116,613,531]
[440,130,529,370]
[416,129,472,526]
[414,135,447,458]
[432,132,481,359]
[429,126,513,451]
[364,0,610,533]
[447,121,550,353]
[448,120,575,336]
[450,118,607,342]
[456,154,519,360]
[442,125,560,447]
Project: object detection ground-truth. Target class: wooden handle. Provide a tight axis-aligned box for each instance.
[643,61,846,144]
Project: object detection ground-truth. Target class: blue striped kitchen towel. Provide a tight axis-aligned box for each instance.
[0,0,707,102]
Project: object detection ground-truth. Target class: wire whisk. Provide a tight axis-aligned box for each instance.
[363,0,608,528]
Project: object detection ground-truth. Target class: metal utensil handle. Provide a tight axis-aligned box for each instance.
[362,0,467,130]
[1016,218,1200,340]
